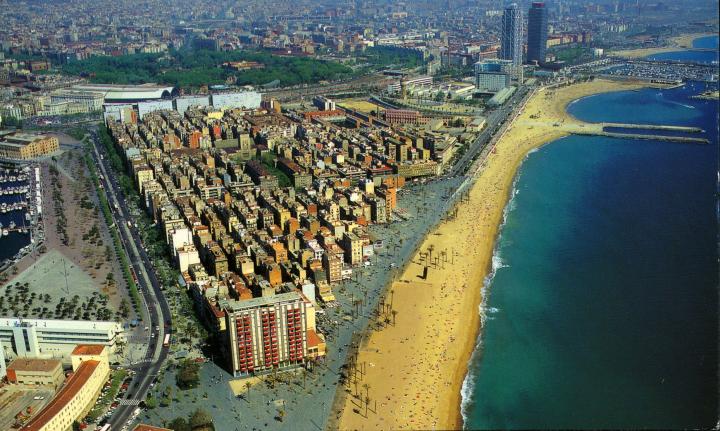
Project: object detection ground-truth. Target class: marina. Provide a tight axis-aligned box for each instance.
[0,162,44,271]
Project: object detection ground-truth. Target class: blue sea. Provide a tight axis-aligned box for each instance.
[645,34,719,64]
[461,45,719,429]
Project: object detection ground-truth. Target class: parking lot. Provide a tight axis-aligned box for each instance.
[0,386,54,430]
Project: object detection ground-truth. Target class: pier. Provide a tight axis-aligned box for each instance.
[576,129,709,144]
[520,119,710,145]
[601,122,704,133]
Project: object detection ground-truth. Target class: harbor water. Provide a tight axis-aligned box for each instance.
[0,166,33,265]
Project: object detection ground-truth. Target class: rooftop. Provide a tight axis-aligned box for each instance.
[71,344,106,356]
[7,358,62,373]
[221,291,302,312]
[0,317,122,331]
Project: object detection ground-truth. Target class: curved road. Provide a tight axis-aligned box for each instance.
[88,130,172,430]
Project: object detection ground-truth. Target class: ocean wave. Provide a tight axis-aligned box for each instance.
[459,365,474,428]
[461,161,524,428]
[459,329,485,429]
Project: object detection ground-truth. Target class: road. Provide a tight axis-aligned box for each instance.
[87,130,172,430]
[449,85,531,177]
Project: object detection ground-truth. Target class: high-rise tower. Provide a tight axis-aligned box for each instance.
[500,3,523,81]
[527,2,548,65]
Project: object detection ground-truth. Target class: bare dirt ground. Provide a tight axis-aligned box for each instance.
[1,141,132,321]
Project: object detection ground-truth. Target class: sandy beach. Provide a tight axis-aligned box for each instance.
[335,79,650,430]
[610,32,715,58]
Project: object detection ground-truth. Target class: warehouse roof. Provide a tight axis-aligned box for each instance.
[71,83,179,102]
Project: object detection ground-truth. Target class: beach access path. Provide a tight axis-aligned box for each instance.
[336,79,651,431]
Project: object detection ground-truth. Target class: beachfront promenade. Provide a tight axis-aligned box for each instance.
[334,78,703,431]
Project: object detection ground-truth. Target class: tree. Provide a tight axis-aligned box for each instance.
[146,396,158,409]
[72,421,82,431]
[245,381,252,398]
[176,360,200,390]
[168,417,191,431]
[189,408,214,430]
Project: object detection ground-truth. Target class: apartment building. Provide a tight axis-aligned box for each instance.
[224,291,324,376]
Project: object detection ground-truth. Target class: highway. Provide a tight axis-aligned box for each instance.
[87,130,172,430]
[449,85,531,177]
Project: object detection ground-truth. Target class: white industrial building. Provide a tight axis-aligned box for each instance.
[71,83,179,103]
[211,91,262,110]
[0,318,125,362]
[137,99,174,118]
[175,95,211,114]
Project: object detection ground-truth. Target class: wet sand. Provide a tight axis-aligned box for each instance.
[337,79,650,430]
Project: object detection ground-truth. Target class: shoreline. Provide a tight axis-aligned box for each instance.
[610,32,716,59]
[336,79,651,431]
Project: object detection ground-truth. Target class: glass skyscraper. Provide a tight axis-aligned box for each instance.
[527,2,549,65]
[500,3,523,66]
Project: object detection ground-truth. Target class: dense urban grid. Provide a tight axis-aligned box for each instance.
[0,0,717,430]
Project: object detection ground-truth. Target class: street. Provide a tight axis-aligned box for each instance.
[87,131,172,430]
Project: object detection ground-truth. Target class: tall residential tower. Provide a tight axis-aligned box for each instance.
[527,2,549,65]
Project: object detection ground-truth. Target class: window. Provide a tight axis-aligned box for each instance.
[23,330,31,352]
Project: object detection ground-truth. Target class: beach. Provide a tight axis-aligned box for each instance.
[336,79,650,430]
[610,32,716,58]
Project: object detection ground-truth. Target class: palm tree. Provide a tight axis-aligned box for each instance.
[364,395,371,417]
[391,309,398,326]
[245,381,251,399]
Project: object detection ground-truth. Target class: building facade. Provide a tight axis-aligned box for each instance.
[527,2,549,65]
[0,318,124,361]
[500,3,523,80]
[224,292,316,377]
[49,89,105,112]
[474,59,513,92]
[21,345,110,431]
[6,358,65,390]
[211,91,262,110]
[0,133,58,160]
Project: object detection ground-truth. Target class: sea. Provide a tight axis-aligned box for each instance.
[646,35,719,64]
[461,37,719,429]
